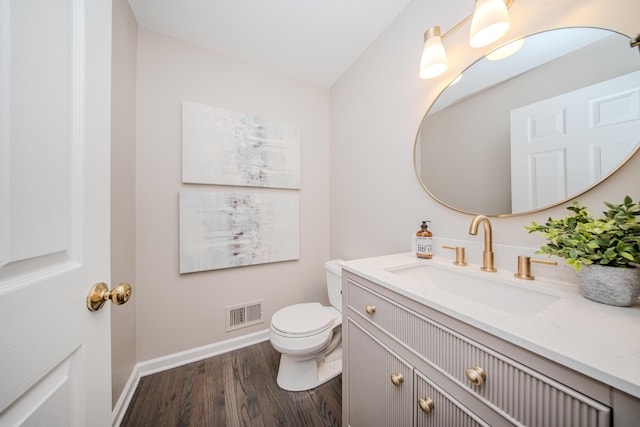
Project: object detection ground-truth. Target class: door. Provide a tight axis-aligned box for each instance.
[510,70,640,212]
[0,0,113,426]
[347,320,413,427]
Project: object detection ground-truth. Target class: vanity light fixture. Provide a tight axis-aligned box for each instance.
[419,0,515,79]
[419,26,449,79]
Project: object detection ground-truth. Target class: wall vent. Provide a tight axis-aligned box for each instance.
[225,300,264,332]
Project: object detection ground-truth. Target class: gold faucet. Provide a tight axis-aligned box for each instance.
[468,215,496,272]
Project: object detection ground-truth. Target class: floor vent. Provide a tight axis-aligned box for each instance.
[226,300,264,332]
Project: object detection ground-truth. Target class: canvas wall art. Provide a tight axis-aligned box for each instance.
[182,101,301,189]
[179,190,300,273]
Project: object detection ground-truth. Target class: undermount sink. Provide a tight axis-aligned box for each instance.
[386,263,560,316]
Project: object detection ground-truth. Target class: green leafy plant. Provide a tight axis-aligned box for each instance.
[525,196,640,271]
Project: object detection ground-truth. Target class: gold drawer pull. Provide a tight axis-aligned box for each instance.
[418,397,435,414]
[390,373,404,386]
[365,304,377,315]
[465,366,486,386]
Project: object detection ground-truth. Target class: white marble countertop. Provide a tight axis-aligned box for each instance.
[340,252,640,399]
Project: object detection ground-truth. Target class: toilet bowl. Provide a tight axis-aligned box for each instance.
[269,259,343,391]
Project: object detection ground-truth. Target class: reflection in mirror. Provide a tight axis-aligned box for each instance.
[415,27,640,216]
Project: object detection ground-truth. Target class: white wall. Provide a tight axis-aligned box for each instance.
[135,30,331,361]
[330,0,640,263]
[111,0,137,407]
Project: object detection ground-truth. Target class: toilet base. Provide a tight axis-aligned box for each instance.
[276,346,342,391]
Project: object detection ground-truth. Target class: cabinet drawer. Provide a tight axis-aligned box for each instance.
[347,278,611,427]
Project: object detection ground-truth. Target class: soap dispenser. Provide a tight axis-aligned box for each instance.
[416,220,433,259]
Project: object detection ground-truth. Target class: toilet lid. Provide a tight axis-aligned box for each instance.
[272,303,335,336]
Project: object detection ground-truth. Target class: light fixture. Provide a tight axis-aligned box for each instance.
[469,0,511,48]
[420,26,448,79]
[419,0,515,79]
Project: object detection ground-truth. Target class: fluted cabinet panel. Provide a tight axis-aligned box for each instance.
[347,319,413,427]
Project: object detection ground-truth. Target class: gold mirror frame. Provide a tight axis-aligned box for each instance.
[414,27,640,217]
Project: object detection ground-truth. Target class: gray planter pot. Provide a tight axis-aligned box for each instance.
[577,264,640,307]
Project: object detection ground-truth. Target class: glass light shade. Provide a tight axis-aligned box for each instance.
[420,27,448,79]
[486,38,524,61]
[469,0,510,48]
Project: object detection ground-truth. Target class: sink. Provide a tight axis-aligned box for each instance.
[386,263,560,316]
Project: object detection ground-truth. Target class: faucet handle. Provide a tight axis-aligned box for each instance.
[443,246,468,266]
[514,256,557,280]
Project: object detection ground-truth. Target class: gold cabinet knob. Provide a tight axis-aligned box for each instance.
[87,282,132,312]
[465,366,486,387]
[418,397,435,414]
[390,373,404,386]
[365,304,377,315]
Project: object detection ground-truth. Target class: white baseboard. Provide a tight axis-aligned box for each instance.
[112,329,270,427]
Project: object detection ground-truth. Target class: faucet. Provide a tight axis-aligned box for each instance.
[468,215,496,272]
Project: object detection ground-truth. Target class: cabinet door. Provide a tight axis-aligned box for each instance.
[347,319,413,427]
[415,370,490,427]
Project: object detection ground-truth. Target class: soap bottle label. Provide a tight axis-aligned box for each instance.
[416,236,433,259]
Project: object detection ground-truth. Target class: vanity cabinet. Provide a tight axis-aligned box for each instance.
[343,270,617,427]
[347,320,487,427]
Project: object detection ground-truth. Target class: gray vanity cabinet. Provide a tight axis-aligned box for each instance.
[343,270,618,427]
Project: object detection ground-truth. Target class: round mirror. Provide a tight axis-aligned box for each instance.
[415,27,640,216]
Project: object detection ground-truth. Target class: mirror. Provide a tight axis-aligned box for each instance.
[415,27,640,216]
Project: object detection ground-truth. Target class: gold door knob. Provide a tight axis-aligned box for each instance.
[465,366,486,387]
[365,304,377,315]
[390,373,404,386]
[418,397,435,414]
[87,282,132,312]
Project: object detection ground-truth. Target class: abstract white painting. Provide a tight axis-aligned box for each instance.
[182,101,301,189]
[179,190,300,273]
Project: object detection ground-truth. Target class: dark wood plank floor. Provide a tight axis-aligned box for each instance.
[120,340,342,427]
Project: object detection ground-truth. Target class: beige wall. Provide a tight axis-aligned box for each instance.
[135,30,331,361]
[330,0,640,260]
[110,0,138,407]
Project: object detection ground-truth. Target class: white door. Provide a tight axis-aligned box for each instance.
[510,70,640,212]
[0,0,113,426]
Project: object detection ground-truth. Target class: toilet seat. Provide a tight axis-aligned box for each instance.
[271,302,335,338]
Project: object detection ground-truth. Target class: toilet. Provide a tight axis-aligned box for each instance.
[269,259,344,391]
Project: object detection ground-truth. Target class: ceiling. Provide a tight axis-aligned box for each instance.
[127,0,414,88]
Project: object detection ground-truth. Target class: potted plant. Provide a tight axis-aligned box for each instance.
[525,196,640,306]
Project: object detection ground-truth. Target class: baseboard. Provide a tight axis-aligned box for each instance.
[112,328,270,427]
[111,363,142,427]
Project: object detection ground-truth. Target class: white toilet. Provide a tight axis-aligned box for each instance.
[269,259,343,391]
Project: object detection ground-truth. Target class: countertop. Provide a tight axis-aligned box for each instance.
[340,252,640,399]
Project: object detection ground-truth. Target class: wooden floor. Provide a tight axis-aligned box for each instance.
[120,340,342,427]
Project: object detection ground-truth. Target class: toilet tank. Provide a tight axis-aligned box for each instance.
[324,259,344,312]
